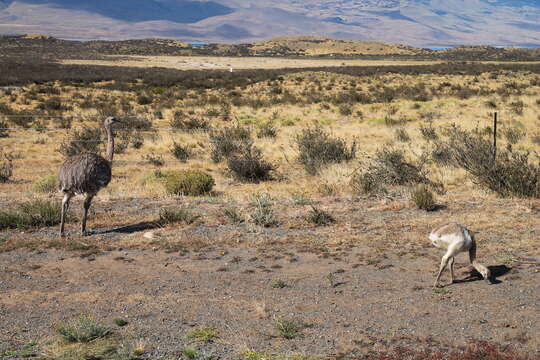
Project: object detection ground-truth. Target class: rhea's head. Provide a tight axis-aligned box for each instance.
[104,116,120,127]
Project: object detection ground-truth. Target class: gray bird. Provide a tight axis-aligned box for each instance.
[58,116,120,237]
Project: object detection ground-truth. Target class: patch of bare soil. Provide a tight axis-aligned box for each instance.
[1,246,538,358]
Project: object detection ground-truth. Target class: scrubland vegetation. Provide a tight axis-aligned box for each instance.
[1,55,539,359]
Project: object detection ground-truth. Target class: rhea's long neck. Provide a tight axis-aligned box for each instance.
[105,124,114,164]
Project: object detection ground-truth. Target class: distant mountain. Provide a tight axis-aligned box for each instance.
[0,0,539,46]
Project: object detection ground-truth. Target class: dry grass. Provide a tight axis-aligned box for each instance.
[60,56,439,70]
[1,65,539,256]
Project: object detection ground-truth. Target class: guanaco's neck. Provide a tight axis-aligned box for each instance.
[105,124,114,164]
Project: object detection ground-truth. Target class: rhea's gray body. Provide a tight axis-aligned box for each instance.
[58,117,119,236]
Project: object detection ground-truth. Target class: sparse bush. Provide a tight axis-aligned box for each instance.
[170,142,190,162]
[270,279,287,288]
[58,126,102,157]
[39,96,63,111]
[144,153,164,167]
[353,149,430,192]
[223,208,244,224]
[251,193,277,227]
[137,94,153,105]
[338,103,352,116]
[509,100,525,115]
[159,207,199,225]
[434,125,540,198]
[411,185,437,211]
[0,120,9,138]
[227,146,273,182]
[306,206,335,226]
[33,174,58,193]
[504,127,525,145]
[395,128,410,142]
[56,316,111,343]
[0,200,64,230]
[350,172,384,196]
[0,152,13,183]
[162,170,214,196]
[275,318,306,340]
[257,122,278,138]
[186,326,218,344]
[170,113,209,131]
[209,125,251,162]
[295,127,356,174]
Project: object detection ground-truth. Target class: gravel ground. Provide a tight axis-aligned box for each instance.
[1,245,538,358]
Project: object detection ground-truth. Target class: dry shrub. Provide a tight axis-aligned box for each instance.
[170,112,209,131]
[295,127,356,174]
[357,341,533,360]
[227,146,273,182]
[0,120,9,138]
[0,152,13,183]
[351,149,431,195]
[162,170,214,196]
[434,125,540,198]
[209,125,251,162]
[411,185,436,211]
[58,126,102,157]
[170,142,190,162]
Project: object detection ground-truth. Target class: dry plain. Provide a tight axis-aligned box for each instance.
[0,57,539,359]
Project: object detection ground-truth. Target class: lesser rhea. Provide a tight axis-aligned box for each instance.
[58,116,119,236]
[429,222,490,287]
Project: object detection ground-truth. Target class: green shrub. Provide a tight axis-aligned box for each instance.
[33,174,58,193]
[56,316,111,343]
[0,200,64,230]
[306,206,335,226]
[251,193,277,227]
[186,326,218,344]
[159,207,199,224]
[162,170,214,196]
[295,127,356,174]
[411,185,437,211]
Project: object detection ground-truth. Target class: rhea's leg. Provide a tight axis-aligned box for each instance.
[449,257,455,283]
[434,255,451,288]
[60,193,73,237]
[81,194,94,236]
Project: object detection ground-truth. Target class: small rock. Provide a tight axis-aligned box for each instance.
[143,231,155,239]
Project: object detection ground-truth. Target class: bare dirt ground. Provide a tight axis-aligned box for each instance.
[1,196,539,358]
[59,56,439,71]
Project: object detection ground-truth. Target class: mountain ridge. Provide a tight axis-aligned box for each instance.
[0,0,539,46]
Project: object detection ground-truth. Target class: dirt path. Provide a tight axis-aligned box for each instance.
[1,246,538,358]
